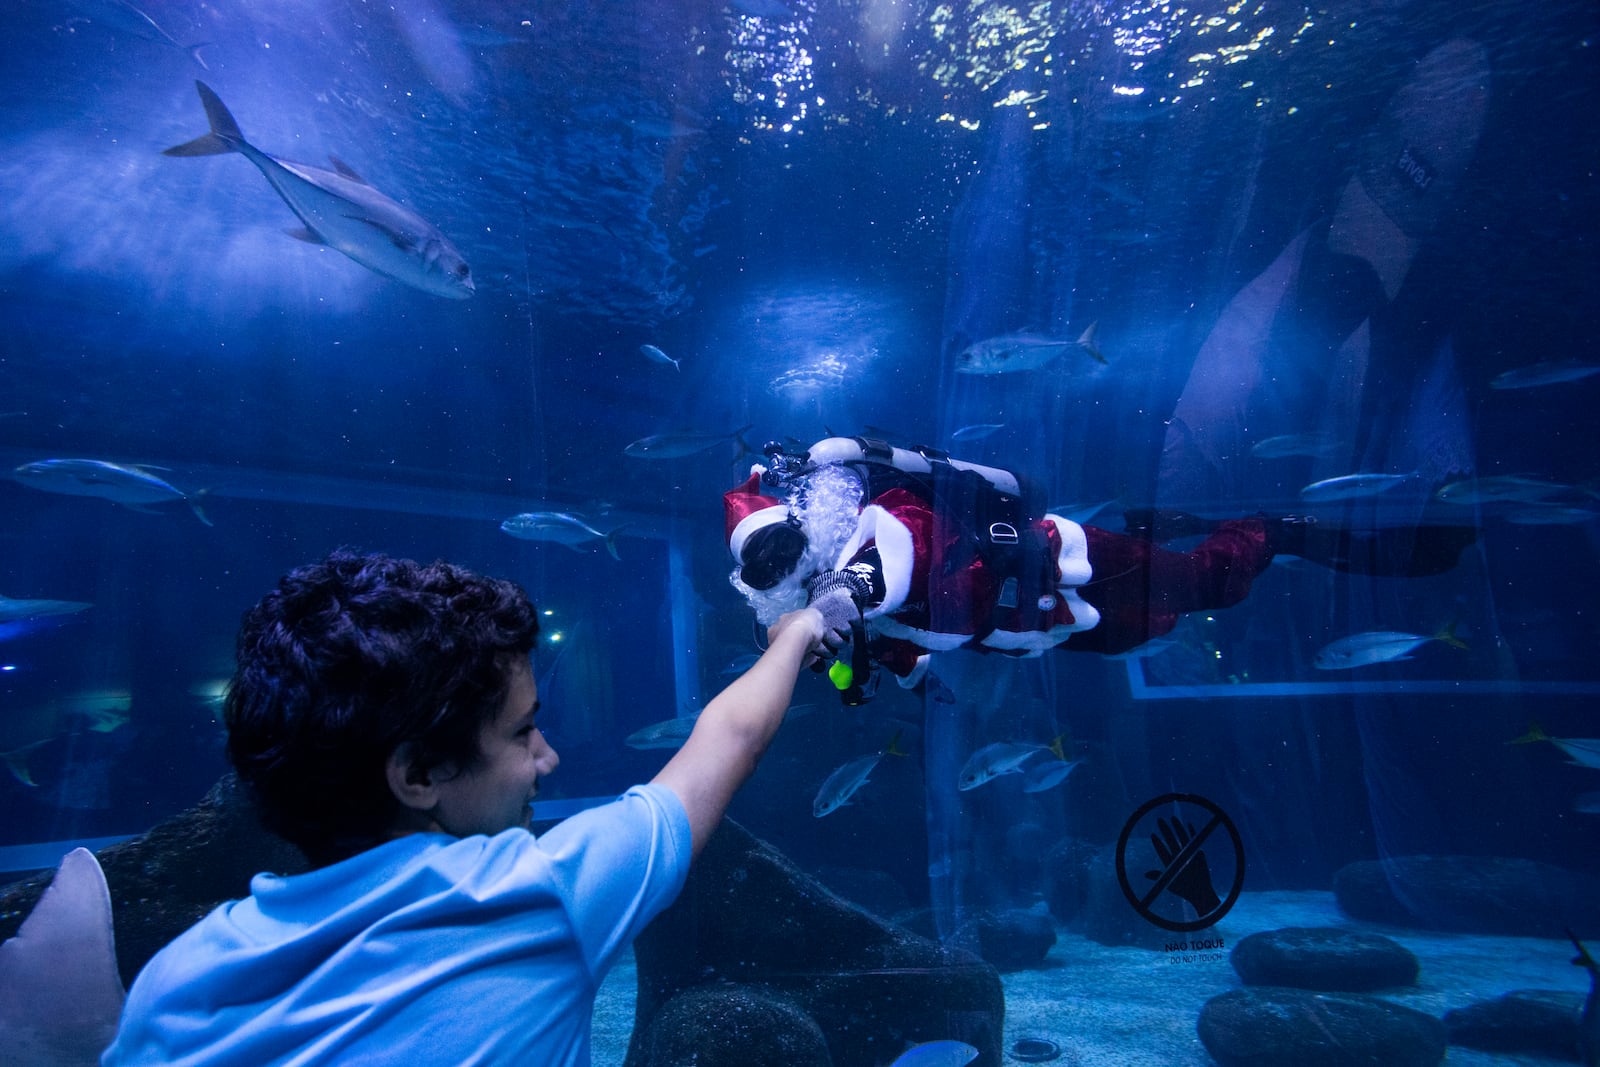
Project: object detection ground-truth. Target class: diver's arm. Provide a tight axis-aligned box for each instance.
[652,608,836,859]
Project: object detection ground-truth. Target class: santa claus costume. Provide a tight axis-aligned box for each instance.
[724,438,1279,689]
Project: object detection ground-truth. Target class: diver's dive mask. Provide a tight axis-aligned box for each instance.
[739,516,808,591]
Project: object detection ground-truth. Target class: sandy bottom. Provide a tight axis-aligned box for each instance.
[592,888,1589,1066]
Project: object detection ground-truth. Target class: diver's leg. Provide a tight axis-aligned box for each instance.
[1265,518,1477,577]
[1063,521,1273,654]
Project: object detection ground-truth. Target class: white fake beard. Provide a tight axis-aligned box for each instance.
[730,463,864,626]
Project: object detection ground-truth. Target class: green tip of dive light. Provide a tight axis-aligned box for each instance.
[828,659,853,690]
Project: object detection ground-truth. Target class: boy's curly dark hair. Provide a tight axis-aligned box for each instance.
[224,550,539,865]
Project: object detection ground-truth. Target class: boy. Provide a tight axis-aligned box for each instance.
[104,549,853,1065]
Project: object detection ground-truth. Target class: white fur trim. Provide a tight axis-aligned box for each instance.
[897,654,932,688]
[1044,514,1101,633]
[872,615,971,651]
[981,624,1089,652]
[838,504,914,614]
[1045,515,1093,586]
[729,505,790,560]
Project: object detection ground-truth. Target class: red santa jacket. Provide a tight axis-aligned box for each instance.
[834,487,1102,683]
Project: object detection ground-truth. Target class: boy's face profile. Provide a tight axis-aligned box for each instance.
[424,657,559,837]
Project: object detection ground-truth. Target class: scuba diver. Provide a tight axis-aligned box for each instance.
[725,436,1478,702]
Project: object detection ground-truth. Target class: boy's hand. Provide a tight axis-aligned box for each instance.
[769,600,850,668]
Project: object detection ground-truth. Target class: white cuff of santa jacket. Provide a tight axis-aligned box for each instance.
[834,503,914,616]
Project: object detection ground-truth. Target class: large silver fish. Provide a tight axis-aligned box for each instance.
[1021,757,1083,793]
[499,511,621,559]
[953,323,1103,375]
[1511,722,1600,771]
[813,731,906,817]
[957,741,1049,790]
[812,752,883,817]
[164,81,474,300]
[624,717,697,750]
[1,690,132,787]
[1435,475,1577,506]
[68,0,208,68]
[0,594,92,625]
[1489,361,1600,390]
[13,458,211,525]
[1250,432,1342,459]
[623,426,753,460]
[1299,472,1416,503]
[1313,628,1463,670]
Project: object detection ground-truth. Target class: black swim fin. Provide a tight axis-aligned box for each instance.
[1265,515,1477,577]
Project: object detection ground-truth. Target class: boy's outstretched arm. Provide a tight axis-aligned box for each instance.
[652,603,847,859]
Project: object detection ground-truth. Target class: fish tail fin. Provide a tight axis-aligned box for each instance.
[163,80,243,157]
[884,729,908,758]
[1434,618,1468,650]
[604,528,626,561]
[1507,720,1550,746]
[188,42,211,72]
[1076,321,1107,364]
[1049,733,1068,761]
[2,748,39,788]
[188,488,214,527]
[732,425,756,464]
[1570,930,1598,973]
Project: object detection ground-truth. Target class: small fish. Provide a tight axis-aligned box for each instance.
[1022,757,1083,793]
[718,653,762,677]
[1075,321,1107,365]
[954,333,1083,375]
[624,425,754,460]
[1435,475,1576,506]
[889,1040,978,1067]
[1251,432,1342,459]
[500,511,621,560]
[0,594,92,624]
[165,82,473,299]
[1313,625,1465,670]
[1505,505,1600,525]
[951,423,1005,442]
[1489,361,1600,390]
[13,458,211,525]
[640,344,680,371]
[958,740,1050,791]
[1509,722,1600,771]
[68,0,208,68]
[1299,472,1415,503]
[813,731,906,817]
[624,717,697,750]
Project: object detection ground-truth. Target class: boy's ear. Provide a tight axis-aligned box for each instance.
[385,743,440,812]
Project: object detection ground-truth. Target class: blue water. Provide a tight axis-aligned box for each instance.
[2,0,1598,1057]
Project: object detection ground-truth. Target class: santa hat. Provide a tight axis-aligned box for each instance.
[724,473,789,561]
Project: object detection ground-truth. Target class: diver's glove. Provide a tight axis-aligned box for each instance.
[807,582,864,632]
[807,567,873,616]
[805,572,870,688]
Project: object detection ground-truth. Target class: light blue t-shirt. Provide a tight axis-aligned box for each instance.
[103,783,691,1067]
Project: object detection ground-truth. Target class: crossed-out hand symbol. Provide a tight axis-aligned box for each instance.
[1144,815,1222,916]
